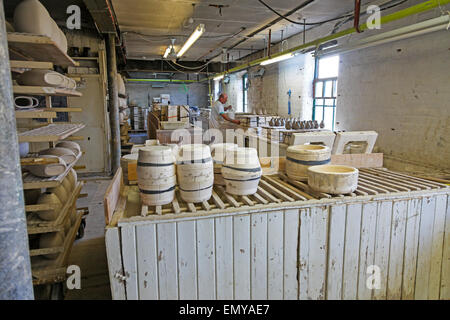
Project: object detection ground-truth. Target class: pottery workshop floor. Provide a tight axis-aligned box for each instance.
[64,178,112,300]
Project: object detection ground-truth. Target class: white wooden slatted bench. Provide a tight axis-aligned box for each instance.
[104,167,450,300]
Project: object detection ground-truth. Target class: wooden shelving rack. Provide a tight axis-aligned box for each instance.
[22,152,83,190]
[18,123,86,143]
[8,32,88,289]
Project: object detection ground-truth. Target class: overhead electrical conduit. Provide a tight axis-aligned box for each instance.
[205,0,450,81]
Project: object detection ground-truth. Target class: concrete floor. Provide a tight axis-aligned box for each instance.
[64,178,112,300]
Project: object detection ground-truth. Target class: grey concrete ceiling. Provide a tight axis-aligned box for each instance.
[111,0,380,62]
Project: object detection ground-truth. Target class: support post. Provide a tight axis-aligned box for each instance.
[106,33,121,173]
[0,0,34,299]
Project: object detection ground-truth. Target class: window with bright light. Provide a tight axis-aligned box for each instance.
[214,79,221,101]
[242,73,248,113]
[313,55,339,130]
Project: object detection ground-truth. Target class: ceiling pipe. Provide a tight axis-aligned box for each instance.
[349,14,449,45]
[215,0,411,63]
[317,19,449,57]
[206,0,316,61]
[204,0,450,81]
[354,0,362,33]
[126,78,198,83]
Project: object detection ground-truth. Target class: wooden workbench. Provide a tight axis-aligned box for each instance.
[104,166,450,300]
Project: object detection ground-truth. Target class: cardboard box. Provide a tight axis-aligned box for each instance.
[179,105,189,122]
[168,105,178,122]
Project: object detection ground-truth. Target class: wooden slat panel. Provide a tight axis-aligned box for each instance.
[402,198,422,299]
[172,197,181,214]
[177,221,197,299]
[215,217,233,299]
[283,209,299,300]
[15,110,56,119]
[257,186,280,203]
[252,192,269,204]
[251,213,268,300]
[357,202,378,300]
[43,107,83,112]
[7,32,78,67]
[216,186,240,208]
[121,226,138,300]
[343,203,362,300]
[326,204,346,300]
[259,179,294,202]
[157,223,178,300]
[441,194,450,299]
[21,157,59,166]
[136,224,159,300]
[415,196,436,299]
[370,168,447,189]
[299,207,328,300]
[13,85,82,97]
[373,201,393,300]
[29,246,63,256]
[241,195,254,206]
[429,194,447,299]
[10,60,53,69]
[104,168,123,225]
[196,219,216,299]
[18,123,85,142]
[233,215,251,299]
[211,190,226,209]
[387,201,407,299]
[22,152,83,190]
[360,172,414,192]
[263,176,306,201]
[267,211,284,299]
[299,208,310,300]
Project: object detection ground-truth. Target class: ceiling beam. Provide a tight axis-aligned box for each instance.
[83,0,127,64]
[119,59,236,74]
[83,0,118,35]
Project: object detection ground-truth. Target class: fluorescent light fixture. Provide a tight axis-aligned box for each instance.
[260,52,294,66]
[163,46,171,59]
[177,24,205,58]
[213,74,224,81]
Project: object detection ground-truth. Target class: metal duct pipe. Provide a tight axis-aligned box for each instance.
[318,15,450,57]
[0,0,34,299]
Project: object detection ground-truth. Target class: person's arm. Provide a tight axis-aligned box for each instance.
[221,113,240,124]
[224,105,233,111]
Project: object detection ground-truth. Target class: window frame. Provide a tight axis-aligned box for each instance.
[242,73,248,113]
[312,56,339,131]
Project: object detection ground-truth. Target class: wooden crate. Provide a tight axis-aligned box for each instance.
[105,167,450,300]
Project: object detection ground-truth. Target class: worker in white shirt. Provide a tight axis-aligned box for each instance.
[209,93,241,130]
